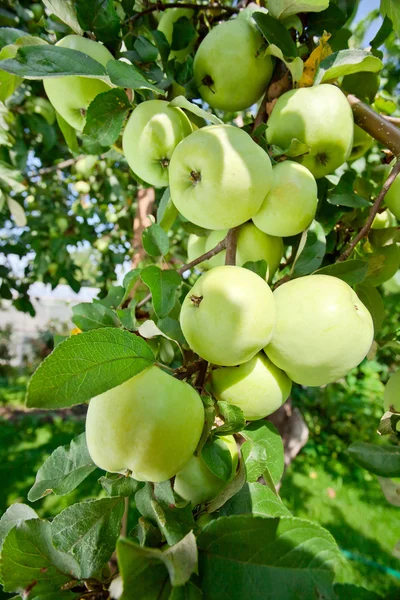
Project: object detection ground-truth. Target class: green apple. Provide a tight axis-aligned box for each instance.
[384,167,400,220]
[122,99,193,188]
[371,210,397,230]
[85,366,204,482]
[349,125,373,161]
[383,269,400,294]
[384,369,400,413]
[265,274,374,386]
[157,8,198,62]
[169,124,273,229]
[266,84,354,178]
[193,16,273,111]
[75,155,97,178]
[187,234,209,269]
[252,161,318,237]
[174,436,238,505]
[365,243,400,287]
[43,35,113,131]
[205,223,283,279]
[211,352,292,420]
[180,265,276,366]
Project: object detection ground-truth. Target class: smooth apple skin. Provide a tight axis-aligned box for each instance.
[205,223,283,279]
[384,369,400,413]
[85,366,204,482]
[371,210,397,230]
[349,125,373,161]
[384,169,400,220]
[174,435,238,505]
[194,18,273,111]
[169,124,273,229]
[43,35,113,131]
[252,161,318,237]
[180,265,276,366]
[265,275,374,387]
[187,234,209,269]
[211,352,292,420]
[266,84,354,178]
[122,100,193,188]
[157,8,198,62]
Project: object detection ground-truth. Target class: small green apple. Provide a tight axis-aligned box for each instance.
[365,243,400,287]
[193,15,273,111]
[157,8,198,62]
[349,125,373,161]
[187,234,209,269]
[384,166,400,220]
[75,155,97,178]
[205,222,283,279]
[266,84,354,178]
[174,435,238,505]
[211,352,292,420]
[384,369,400,413]
[122,99,193,188]
[85,366,204,482]
[180,265,276,366]
[43,35,113,131]
[265,274,374,386]
[253,161,318,237]
[169,124,273,229]
[371,210,397,230]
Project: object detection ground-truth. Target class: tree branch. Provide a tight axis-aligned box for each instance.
[337,159,400,262]
[174,359,205,380]
[347,94,400,157]
[252,65,291,134]
[224,227,239,265]
[127,2,238,25]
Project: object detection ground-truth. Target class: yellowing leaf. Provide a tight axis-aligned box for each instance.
[298,32,332,87]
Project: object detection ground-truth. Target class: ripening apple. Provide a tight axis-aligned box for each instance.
[174,435,238,505]
[122,100,193,188]
[384,369,400,413]
[211,352,292,420]
[85,366,204,482]
[365,243,400,287]
[187,234,209,269]
[180,265,276,366]
[205,223,283,279]
[169,124,273,229]
[252,161,318,237]
[349,125,373,161]
[384,167,400,220]
[43,35,113,131]
[265,275,374,386]
[266,84,354,178]
[193,12,273,111]
[157,8,198,62]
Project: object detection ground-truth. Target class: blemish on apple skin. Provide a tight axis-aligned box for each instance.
[190,294,203,307]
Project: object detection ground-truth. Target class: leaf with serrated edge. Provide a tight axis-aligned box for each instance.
[141,266,182,319]
[241,421,284,487]
[26,328,154,409]
[220,483,291,518]
[43,0,84,35]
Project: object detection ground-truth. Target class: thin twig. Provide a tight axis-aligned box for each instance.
[337,159,400,262]
[194,359,208,392]
[383,115,400,126]
[174,359,205,380]
[127,2,238,25]
[224,227,239,265]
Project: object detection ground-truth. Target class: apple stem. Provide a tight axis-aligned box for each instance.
[225,227,239,265]
[337,159,400,262]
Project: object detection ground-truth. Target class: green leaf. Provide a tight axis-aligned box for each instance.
[373,94,397,115]
[201,437,233,482]
[0,45,109,79]
[0,504,38,551]
[121,268,141,304]
[0,27,30,49]
[75,0,120,44]
[266,0,329,19]
[152,30,170,70]
[171,17,197,51]
[133,516,163,548]
[107,58,164,95]
[253,12,297,59]
[52,497,124,579]
[315,49,383,85]
[207,459,246,514]
[141,266,182,319]
[270,138,311,159]
[1,519,81,595]
[0,160,26,193]
[169,582,203,600]
[26,328,154,409]
[134,36,158,63]
[241,439,270,483]
[83,88,131,147]
[169,96,222,125]
[370,15,393,49]
[378,476,400,507]
[328,171,370,208]
[354,283,384,333]
[42,0,84,35]
[157,317,185,345]
[241,421,284,488]
[7,197,26,226]
[99,473,142,497]
[264,44,304,83]
[97,285,126,309]
[28,433,97,502]
[348,442,400,477]
[157,187,178,231]
[55,111,79,153]
[0,44,22,102]
[117,301,138,331]
[292,221,326,277]
[72,301,119,331]
[198,515,341,599]
[314,260,368,285]
[142,222,170,257]
[220,483,291,518]
[334,584,384,599]
[381,0,400,36]
[214,401,246,436]
[242,260,268,280]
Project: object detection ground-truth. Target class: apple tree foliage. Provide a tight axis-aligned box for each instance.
[0,0,399,598]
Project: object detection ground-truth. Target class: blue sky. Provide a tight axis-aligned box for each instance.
[354,0,382,42]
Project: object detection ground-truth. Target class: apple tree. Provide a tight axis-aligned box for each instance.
[0,1,399,599]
